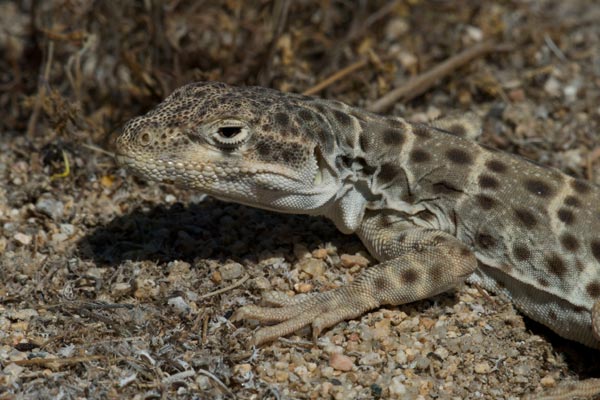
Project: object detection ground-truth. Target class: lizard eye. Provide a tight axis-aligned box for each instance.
[210,120,250,148]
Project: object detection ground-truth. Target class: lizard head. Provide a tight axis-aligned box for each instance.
[115,81,340,213]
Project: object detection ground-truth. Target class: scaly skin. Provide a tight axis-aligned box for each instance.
[116,81,600,397]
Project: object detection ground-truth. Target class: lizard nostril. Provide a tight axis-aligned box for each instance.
[139,132,152,146]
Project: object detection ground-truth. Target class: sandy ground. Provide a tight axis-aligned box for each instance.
[1,1,600,399]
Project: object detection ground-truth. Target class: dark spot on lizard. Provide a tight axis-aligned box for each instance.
[429,263,444,282]
[448,124,466,136]
[332,110,352,126]
[476,233,496,249]
[445,148,472,165]
[412,124,431,139]
[378,163,402,184]
[298,109,315,122]
[514,208,537,228]
[256,141,272,157]
[513,244,531,261]
[359,132,372,153]
[274,112,290,127]
[410,148,431,163]
[560,233,579,251]
[548,310,557,320]
[382,129,405,146]
[537,277,550,287]
[524,178,554,198]
[475,194,496,210]
[375,277,388,291]
[557,208,575,225]
[401,269,419,284]
[564,195,581,208]
[459,247,473,258]
[545,254,567,277]
[478,175,500,190]
[586,281,600,298]
[485,159,508,174]
[281,149,296,163]
[591,240,600,263]
[571,179,592,194]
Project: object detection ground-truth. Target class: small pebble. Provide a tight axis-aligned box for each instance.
[14,232,31,245]
[508,88,525,102]
[252,276,271,289]
[389,377,407,397]
[329,353,354,372]
[298,258,326,277]
[398,51,418,70]
[35,196,64,220]
[544,76,561,97]
[474,361,491,374]
[211,270,222,284]
[167,260,191,283]
[60,223,76,235]
[434,346,449,360]
[195,375,211,390]
[466,25,483,41]
[3,363,24,385]
[312,248,329,259]
[8,308,38,320]
[339,254,369,269]
[420,317,435,330]
[294,282,313,293]
[540,375,556,388]
[385,17,409,39]
[233,363,253,382]
[167,296,190,314]
[219,262,244,280]
[134,278,159,299]
[275,370,289,382]
[359,352,383,366]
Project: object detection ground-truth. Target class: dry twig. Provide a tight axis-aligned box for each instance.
[302,58,369,96]
[368,40,497,113]
[198,274,250,300]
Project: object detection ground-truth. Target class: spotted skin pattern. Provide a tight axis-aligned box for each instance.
[116,82,600,396]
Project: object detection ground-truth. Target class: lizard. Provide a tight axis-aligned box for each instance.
[115,81,600,397]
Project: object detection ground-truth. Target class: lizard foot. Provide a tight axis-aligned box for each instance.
[233,227,478,346]
[231,286,379,346]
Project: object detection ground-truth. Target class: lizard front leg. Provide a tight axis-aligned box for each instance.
[232,212,478,345]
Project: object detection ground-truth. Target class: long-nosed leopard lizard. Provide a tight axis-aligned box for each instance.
[115,81,600,399]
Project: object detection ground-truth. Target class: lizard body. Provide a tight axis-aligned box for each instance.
[115,81,600,352]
